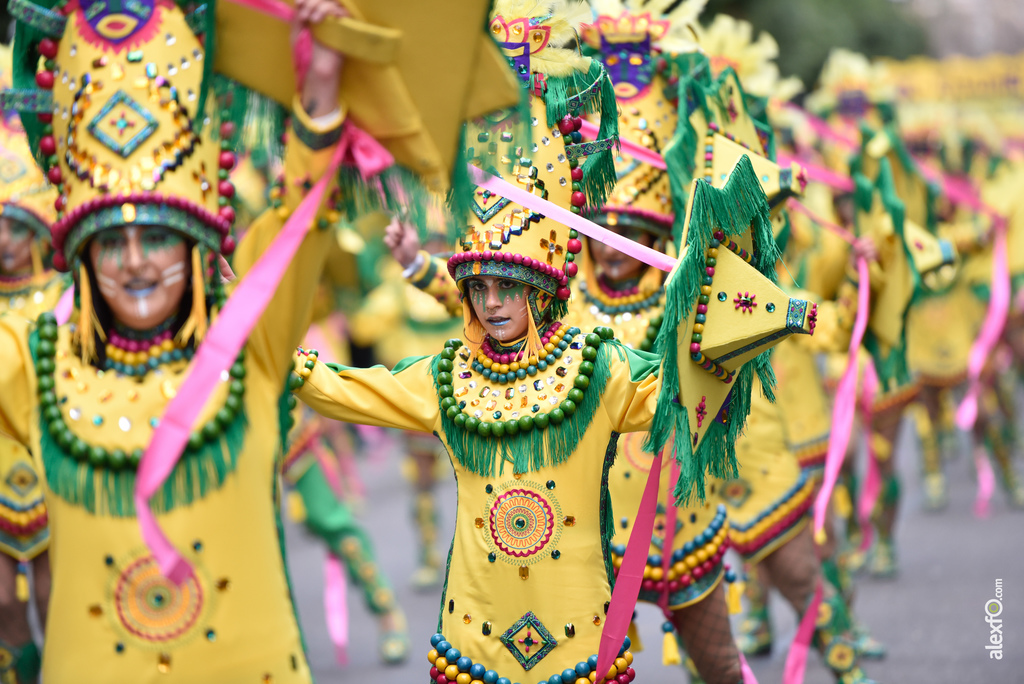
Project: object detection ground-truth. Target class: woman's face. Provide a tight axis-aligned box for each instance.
[464,276,532,342]
[589,225,654,282]
[88,226,190,330]
[0,217,34,275]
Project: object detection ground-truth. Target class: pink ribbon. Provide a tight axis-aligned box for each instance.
[956,217,1010,430]
[657,459,680,616]
[135,141,347,583]
[595,450,664,683]
[783,104,857,150]
[782,581,823,684]
[858,358,880,552]
[740,652,759,684]
[578,119,667,171]
[813,258,871,539]
[324,553,350,665]
[467,165,676,272]
[53,285,74,325]
[785,198,856,244]
[225,0,292,21]
[340,121,395,179]
[777,153,854,193]
[973,447,996,519]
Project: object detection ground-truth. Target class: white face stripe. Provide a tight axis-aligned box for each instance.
[97,273,118,297]
[135,296,149,319]
[161,262,186,277]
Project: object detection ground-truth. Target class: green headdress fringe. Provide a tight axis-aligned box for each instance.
[854,156,917,389]
[544,59,620,210]
[11,0,62,165]
[31,330,247,517]
[642,155,781,507]
[431,338,615,478]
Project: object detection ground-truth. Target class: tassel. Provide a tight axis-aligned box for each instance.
[16,561,29,602]
[176,245,208,346]
[287,490,307,523]
[30,240,43,278]
[662,624,682,666]
[627,620,643,653]
[76,264,105,363]
[728,579,745,615]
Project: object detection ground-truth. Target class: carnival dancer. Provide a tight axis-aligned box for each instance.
[0,44,64,684]
[0,0,503,679]
[290,3,815,681]
[573,4,750,682]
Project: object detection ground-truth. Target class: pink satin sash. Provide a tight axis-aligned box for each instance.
[467,165,677,272]
[595,450,664,682]
[974,447,996,519]
[777,153,854,193]
[782,581,823,684]
[54,285,74,325]
[858,358,880,552]
[813,258,870,539]
[136,141,347,583]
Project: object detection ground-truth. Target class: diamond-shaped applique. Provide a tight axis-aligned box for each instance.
[4,462,38,497]
[721,478,751,509]
[471,186,512,223]
[499,611,557,670]
[87,90,158,158]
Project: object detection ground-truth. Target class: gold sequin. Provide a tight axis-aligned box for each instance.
[593,615,602,626]
[463,614,472,624]
[474,517,484,528]
[88,604,103,617]
[76,381,88,393]
[519,566,529,580]
[215,578,230,591]
[157,653,171,673]
[160,380,177,400]
[127,389,139,402]
[564,516,576,526]
[99,390,114,403]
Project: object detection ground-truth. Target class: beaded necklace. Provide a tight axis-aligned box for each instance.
[473,322,569,384]
[33,312,247,474]
[104,318,191,377]
[579,276,664,316]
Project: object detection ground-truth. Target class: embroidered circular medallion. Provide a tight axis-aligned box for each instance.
[113,555,205,643]
[489,488,556,558]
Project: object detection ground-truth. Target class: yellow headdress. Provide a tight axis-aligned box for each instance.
[697,14,802,103]
[582,0,705,237]
[806,48,895,122]
[449,0,620,347]
[0,44,57,242]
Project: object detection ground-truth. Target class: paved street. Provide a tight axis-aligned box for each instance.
[284,423,1024,683]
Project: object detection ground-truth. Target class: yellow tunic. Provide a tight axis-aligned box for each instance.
[0,272,65,561]
[573,274,727,610]
[295,332,663,680]
[0,125,337,684]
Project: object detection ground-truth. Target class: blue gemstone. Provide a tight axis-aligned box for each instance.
[471,664,486,678]
[576,661,591,676]
[588,655,599,669]
[484,672,499,684]
[446,648,461,661]
[456,656,471,671]
[430,633,444,647]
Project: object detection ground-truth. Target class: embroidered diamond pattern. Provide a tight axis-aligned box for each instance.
[499,611,557,670]
[86,90,158,158]
[5,462,38,497]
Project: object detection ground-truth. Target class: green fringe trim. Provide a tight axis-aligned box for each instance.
[30,331,247,517]
[335,164,434,238]
[642,155,780,506]
[432,338,613,478]
[11,0,62,165]
[194,0,218,133]
[544,60,620,210]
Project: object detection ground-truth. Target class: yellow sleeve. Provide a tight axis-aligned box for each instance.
[600,345,662,434]
[407,251,463,317]
[293,353,439,432]
[0,314,35,445]
[233,98,344,382]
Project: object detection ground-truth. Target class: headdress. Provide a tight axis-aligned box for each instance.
[0,44,57,250]
[581,0,705,238]
[806,49,895,123]
[448,0,620,355]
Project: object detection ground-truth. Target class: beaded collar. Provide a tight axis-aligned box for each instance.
[104,318,191,377]
[579,276,664,316]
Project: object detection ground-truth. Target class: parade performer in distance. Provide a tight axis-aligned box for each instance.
[0,44,64,684]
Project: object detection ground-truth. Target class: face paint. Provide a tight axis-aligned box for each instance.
[465,276,532,342]
[88,225,190,331]
[589,227,654,283]
[0,217,35,275]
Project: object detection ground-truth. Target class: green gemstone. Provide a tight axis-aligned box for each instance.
[585,333,601,347]
[229,380,245,396]
[518,416,534,431]
[454,414,468,427]
[446,406,460,419]
[504,420,519,436]
[216,408,233,427]
[70,439,87,460]
[440,349,455,360]
[464,416,480,431]
[441,397,456,410]
[560,400,576,415]
[548,408,565,424]
[578,361,595,376]
[201,422,219,441]
[437,372,453,385]
[567,388,584,403]
[229,362,246,379]
[533,413,549,430]
[225,394,241,413]
[598,327,614,340]
[490,422,505,438]
[37,358,55,374]
[581,346,598,361]
[130,449,143,467]
[477,421,491,437]
[187,432,204,450]
[37,340,55,357]
[438,359,454,372]
[38,375,55,392]
[573,375,589,390]
[439,385,454,398]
